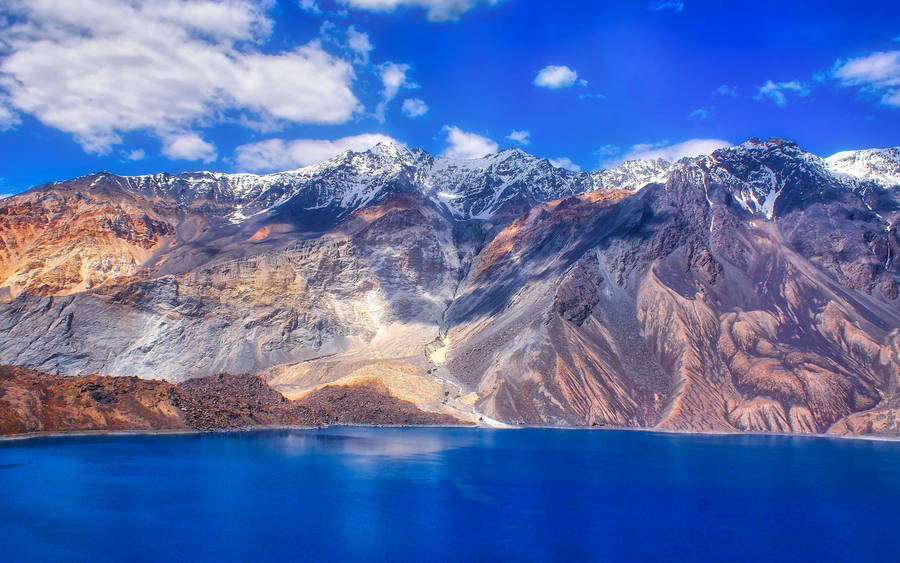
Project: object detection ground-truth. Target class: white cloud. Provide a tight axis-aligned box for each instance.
[161,132,217,162]
[0,0,360,155]
[0,193,13,200]
[648,1,684,11]
[234,133,401,172]
[319,22,376,65]
[0,98,21,131]
[233,47,359,123]
[380,63,412,101]
[319,20,339,42]
[688,108,708,119]
[339,0,502,22]
[506,130,531,145]
[347,26,374,63]
[300,0,323,14]
[440,126,498,159]
[594,144,620,159]
[714,84,737,97]
[754,80,810,107]
[375,62,414,121]
[125,149,146,161]
[549,157,581,172]
[831,51,900,108]
[613,138,731,164]
[401,98,429,118]
[534,65,580,89]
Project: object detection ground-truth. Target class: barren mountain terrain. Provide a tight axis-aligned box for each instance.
[2,138,900,436]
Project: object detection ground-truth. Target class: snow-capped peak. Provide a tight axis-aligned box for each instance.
[824,147,900,189]
[64,143,687,224]
[81,139,900,226]
[591,158,671,192]
[426,148,592,218]
[680,138,847,221]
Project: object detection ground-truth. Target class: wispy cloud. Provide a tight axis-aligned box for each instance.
[506,130,531,145]
[648,1,684,12]
[549,157,581,172]
[754,80,810,107]
[440,126,498,159]
[299,0,323,14]
[401,98,429,118]
[338,0,504,22]
[347,26,374,63]
[830,50,900,108]
[375,62,416,121]
[594,144,620,159]
[606,138,730,166]
[0,96,20,131]
[688,108,708,119]
[124,149,146,161]
[234,133,402,172]
[714,84,737,97]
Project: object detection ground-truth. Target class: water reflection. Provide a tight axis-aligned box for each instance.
[3,428,900,561]
[272,428,474,459]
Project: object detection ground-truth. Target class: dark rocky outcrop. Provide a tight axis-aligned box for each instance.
[0,366,460,436]
[297,380,460,426]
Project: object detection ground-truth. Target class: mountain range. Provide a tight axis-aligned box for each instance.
[2,137,900,435]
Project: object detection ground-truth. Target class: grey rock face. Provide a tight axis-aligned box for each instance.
[3,138,900,434]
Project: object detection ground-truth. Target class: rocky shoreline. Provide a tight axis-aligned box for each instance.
[5,421,899,445]
[0,365,462,437]
[4,363,899,439]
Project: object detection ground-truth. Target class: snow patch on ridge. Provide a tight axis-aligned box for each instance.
[80,139,900,226]
[825,148,900,189]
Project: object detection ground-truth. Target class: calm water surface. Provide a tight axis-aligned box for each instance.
[2,428,899,561]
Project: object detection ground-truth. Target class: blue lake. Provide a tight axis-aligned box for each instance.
[2,427,900,561]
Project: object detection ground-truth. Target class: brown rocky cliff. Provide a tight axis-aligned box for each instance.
[0,367,462,436]
[0,366,186,434]
[0,186,176,299]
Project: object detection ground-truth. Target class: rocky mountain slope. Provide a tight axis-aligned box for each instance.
[0,365,458,435]
[2,137,900,436]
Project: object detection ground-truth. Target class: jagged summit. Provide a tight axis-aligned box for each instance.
[23,138,900,226]
[681,137,838,220]
[3,135,900,434]
[591,158,671,191]
[46,143,677,222]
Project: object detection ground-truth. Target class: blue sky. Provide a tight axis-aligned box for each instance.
[0,0,899,195]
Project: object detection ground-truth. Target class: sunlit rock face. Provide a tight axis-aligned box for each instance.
[2,139,900,433]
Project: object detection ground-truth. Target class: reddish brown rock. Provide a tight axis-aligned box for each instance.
[0,366,462,436]
[0,365,185,435]
[296,379,462,426]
